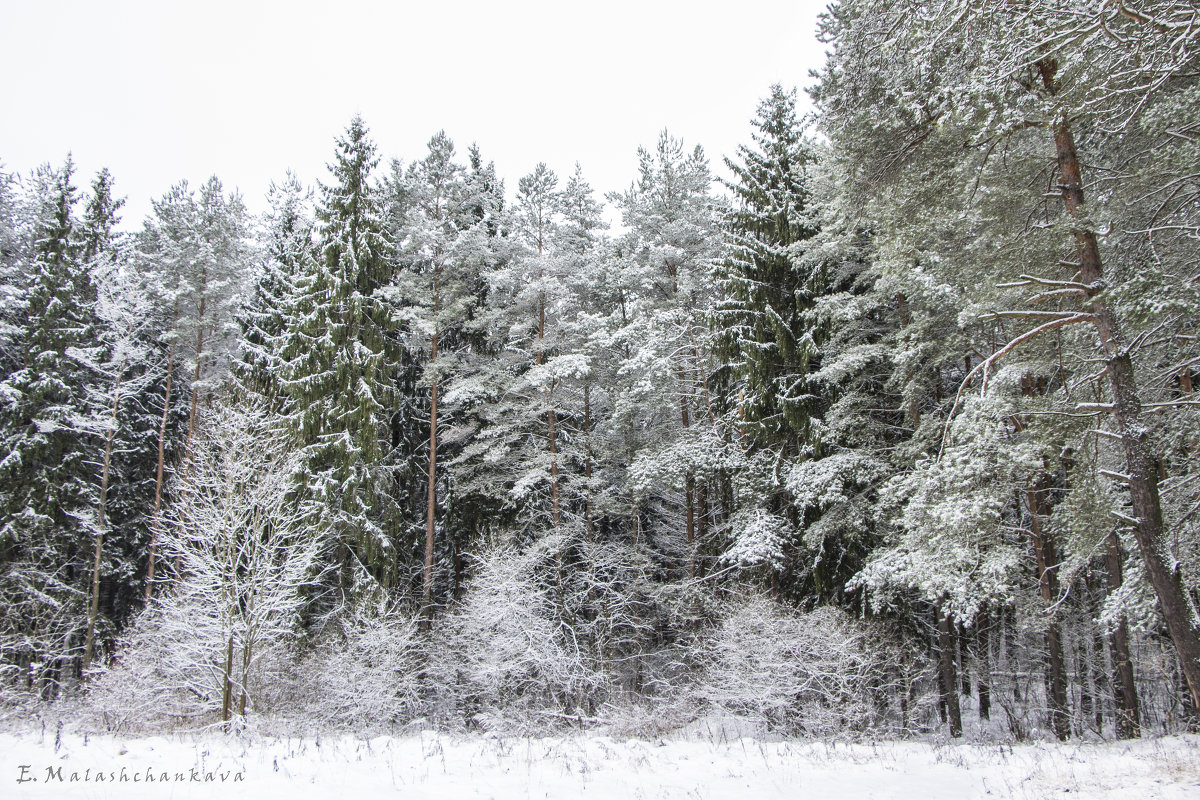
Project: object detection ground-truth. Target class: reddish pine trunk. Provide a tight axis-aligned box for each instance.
[584,382,594,542]
[145,340,175,601]
[185,295,207,451]
[537,291,561,532]
[423,264,441,626]
[1038,57,1200,716]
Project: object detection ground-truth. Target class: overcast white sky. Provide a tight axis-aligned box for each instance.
[1,0,830,228]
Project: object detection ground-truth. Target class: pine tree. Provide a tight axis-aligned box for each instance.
[549,164,608,542]
[509,163,568,534]
[472,163,607,550]
[610,132,726,577]
[399,134,467,610]
[816,0,1200,731]
[185,176,249,448]
[137,178,248,598]
[136,182,192,599]
[421,143,511,598]
[388,130,492,619]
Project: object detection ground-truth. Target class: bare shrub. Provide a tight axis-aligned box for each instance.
[427,533,604,732]
[695,596,902,737]
[286,607,424,732]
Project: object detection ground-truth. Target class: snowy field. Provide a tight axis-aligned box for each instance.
[3,726,1198,799]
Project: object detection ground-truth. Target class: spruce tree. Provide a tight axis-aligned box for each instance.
[79,168,123,267]
[280,115,399,594]
[78,167,131,671]
[236,171,314,407]
[0,165,24,378]
[0,157,99,694]
[714,85,821,455]
[72,168,166,669]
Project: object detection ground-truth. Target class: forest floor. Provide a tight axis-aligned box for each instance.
[2,723,1198,799]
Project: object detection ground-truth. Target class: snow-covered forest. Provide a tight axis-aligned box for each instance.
[2,0,1200,754]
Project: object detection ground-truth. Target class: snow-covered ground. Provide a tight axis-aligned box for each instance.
[3,726,1198,799]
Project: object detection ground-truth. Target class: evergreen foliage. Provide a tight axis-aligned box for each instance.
[0,157,98,695]
[280,115,400,593]
[2,23,1198,740]
[236,170,314,407]
[714,85,823,454]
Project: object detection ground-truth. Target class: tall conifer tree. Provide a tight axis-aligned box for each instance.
[714,85,822,455]
[236,171,314,407]
[0,157,99,693]
[281,116,399,593]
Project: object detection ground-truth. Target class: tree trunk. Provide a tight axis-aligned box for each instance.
[534,277,567,603]
[238,639,251,716]
[1041,58,1200,716]
[1078,629,1095,736]
[958,620,971,697]
[548,405,560,529]
[177,313,209,580]
[1078,576,1106,735]
[938,604,963,737]
[146,340,175,601]
[422,321,438,626]
[684,474,696,577]
[687,325,716,425]
[676,367,695,576]
[1027,479,1071,741]
[83,379,121,673]
[186,295,207,451]
[1091,625,1108,733]
[1181,657,1200,730]
[535,286,562,533]
[221,631,234,725]
[1105,530,1142,738]
[583,382,594,542]
[549,399,565,604]
[977,606,992,721]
